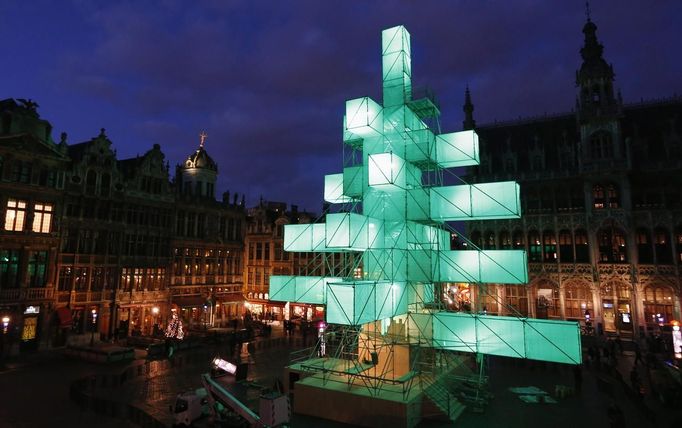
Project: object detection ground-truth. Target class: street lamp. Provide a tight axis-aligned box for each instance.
[90,309,98,347]
[1,316,9,334]
[151,306,160,335]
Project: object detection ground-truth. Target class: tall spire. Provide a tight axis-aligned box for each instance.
[585,1,591,22]
[575,8,619,122]
[199,131,207,148]
[462,86,476,131]
[577,9,613,83]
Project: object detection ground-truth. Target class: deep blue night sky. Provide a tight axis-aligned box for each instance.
[1,1,680,212]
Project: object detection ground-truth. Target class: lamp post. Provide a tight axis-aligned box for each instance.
[151,306,160,336]
[1,316,9,365]
[1,316,9,334]
[90,309,98,347]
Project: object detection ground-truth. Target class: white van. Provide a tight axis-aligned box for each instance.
[171,388,209,427]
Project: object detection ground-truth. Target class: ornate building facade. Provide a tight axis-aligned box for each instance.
[0,99,246,352]
[170,139,245,330]
[464,16,682,337]
[0,99,69,351]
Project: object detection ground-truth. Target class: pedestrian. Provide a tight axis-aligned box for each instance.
[592,346,601,369]
[607,400,625,428]
[634,341,643,365]
[629,367,639,385]
[573,364,583,392]
[615,335,623,355]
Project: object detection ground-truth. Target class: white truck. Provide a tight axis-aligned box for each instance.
[171,388,210,427]
[171,374,290,427]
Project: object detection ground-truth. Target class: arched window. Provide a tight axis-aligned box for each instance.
[592,185,605,209]
[512,230,525,250]
[484,231,496,250]
[607,184,620,208]
[478,285,499,315]
[571,184,585,210]
[525,187,540,213]
[499,230,511,249]
[575,229,589,263]
[528,230,541,262]
[100,173,110,197]
[86,170,97,195]
[636,228,653,264]
[644,285,674,325]
[542,230,557,262]
[598,228,627,263]
[591,85,600,103]
[654,227,673,264]
[505,285,528,317]
[559,230,574,262]
[564,283,593,319]
[531,155,542,171]
[504,158,514,173]
[470,231,482,249]
[536,281,560,318]
[590,132,613,159]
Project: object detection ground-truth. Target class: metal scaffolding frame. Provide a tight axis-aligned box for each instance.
[271,26,581,421]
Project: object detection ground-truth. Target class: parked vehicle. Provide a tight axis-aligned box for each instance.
[170,388,209,427]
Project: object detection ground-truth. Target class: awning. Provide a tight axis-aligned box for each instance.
[172,296,206,308]
[216,294,244,303]
[245,297,286,307]
[56,307,73,328]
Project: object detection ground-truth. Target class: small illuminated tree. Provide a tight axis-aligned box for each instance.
[165,311,185,340]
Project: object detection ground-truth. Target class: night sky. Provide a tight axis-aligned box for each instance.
[1,1,680,212]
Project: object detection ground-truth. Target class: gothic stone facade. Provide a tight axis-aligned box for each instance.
[464,18,682,337]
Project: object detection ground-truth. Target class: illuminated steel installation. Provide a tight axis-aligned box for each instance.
[270,26,580,365]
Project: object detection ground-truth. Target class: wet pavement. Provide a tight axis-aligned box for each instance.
[0,350,137,428]
[2,329,681,428]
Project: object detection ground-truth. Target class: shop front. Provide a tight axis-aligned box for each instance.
[19,305,42,352]
[442,283,472,312]
[172,295,210,329]
[213,293,244,327]
[600,281,634,335]
[117,304,168,337]
[245,291,289,321]
[53,306,73,346]
[288,303,325,322]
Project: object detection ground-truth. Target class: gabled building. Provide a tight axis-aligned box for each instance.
[0,99,69,351]
[170,137,245,329]
[57,131,174,342]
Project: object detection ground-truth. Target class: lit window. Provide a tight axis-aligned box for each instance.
[592,185,605,209]
[5,199,27,231]
[32,203,53,233]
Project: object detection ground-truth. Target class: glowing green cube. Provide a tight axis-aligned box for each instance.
[324,174,352,204]
[346,97,383,137]
[430,182,521,221]
[435,130,479,168]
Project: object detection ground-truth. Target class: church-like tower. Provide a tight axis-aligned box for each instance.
[177,132,218,199]
[575,13,626,166]
[462,86,476,131]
